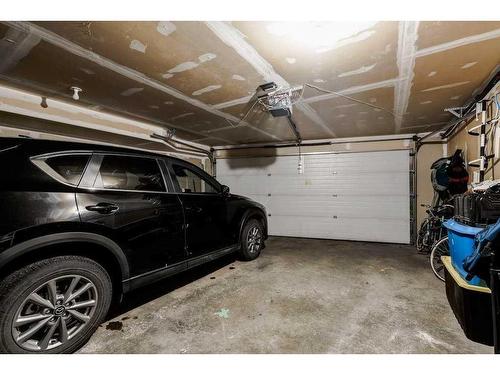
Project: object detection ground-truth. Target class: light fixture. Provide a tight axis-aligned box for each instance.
[265,21,377,53]
[70,86,82,100]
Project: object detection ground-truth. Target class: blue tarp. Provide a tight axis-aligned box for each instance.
[463,218,500,277]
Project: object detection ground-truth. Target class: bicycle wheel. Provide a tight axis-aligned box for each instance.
[430,236,449,282]
[416,219,429,253]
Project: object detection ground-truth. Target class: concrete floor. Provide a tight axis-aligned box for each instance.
[80,237,492,354]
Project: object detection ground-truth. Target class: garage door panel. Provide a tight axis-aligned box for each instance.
[217,150,410,244]
[267,175,407,195]
[222,174,407,196]
[268,216,410,243]
[302,153,409,174]
[266,195,409,219]
[227,193,409,220]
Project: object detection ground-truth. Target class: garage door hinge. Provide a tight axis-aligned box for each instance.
[268,193,272,196]
[332,215,338,219]
[332,194,338,198]
[267,173,272,176]
[332,171,338,175]
[409,170,416,174]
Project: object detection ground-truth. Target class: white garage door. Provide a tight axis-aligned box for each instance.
[216,150,410,244]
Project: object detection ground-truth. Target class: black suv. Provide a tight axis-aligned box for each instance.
[0,138,267,353]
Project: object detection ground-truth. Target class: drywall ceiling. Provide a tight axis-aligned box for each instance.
[0,21,499,146]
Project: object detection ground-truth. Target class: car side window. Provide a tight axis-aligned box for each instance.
[171,163,219,194]
[44,154,90,185]
[94,155,165,192]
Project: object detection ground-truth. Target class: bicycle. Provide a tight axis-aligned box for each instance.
[416,204,453,254]
[430,236,449,281]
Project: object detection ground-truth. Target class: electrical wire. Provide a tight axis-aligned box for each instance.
[303,83,398,118]
[223,99,260,128]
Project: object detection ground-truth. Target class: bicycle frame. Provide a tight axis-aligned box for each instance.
[418,204,453,253]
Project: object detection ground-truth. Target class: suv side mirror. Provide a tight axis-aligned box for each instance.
[221,185,230,197]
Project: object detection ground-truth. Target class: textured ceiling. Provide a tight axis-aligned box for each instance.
[0,21,499,146]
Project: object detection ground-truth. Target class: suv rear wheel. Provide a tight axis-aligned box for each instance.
[239,218,265,261]
[0,255,112,353]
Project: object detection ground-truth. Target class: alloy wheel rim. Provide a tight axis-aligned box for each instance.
[12,275,98,351]
[247,226,262,253]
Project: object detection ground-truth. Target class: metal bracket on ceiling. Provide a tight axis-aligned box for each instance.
[444,106,469,119]
[162,128,176,141]
[446,99,492,122]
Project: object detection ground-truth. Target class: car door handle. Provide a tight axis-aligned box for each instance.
[85,203,119,214]
[185,206,202,213]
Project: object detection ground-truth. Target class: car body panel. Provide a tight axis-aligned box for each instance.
[0,191,80,243]
[76,191,186,276]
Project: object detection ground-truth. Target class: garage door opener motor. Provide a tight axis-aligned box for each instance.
[257,82,303,144]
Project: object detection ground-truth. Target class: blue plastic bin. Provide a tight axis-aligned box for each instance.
[443,219,484,286]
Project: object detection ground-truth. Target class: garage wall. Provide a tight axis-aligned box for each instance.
[416,142,447,227]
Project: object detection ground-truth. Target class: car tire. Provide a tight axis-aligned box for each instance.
[0,255,112,354]
[239,218,265,261]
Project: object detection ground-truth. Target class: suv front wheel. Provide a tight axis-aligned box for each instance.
[0,255,112,353]
[239,218,265,261]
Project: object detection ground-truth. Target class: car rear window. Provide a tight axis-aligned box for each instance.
[45,154,90,185]
[95,155,165,192]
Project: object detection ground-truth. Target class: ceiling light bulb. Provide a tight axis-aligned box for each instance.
[70,86,82,100]
[265,21,377,51]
